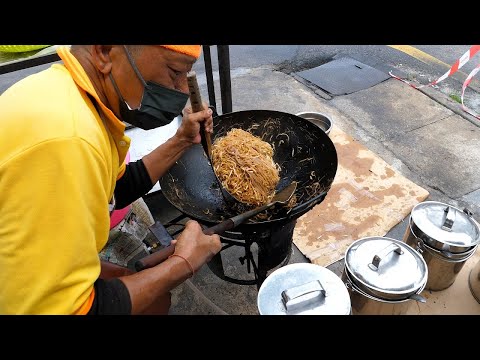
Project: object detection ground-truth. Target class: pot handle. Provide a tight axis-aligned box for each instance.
[368,243,404,271]
[442,206,456,231]
[416,239,454,261]
[415,240,425,254]
[281,280,326,313]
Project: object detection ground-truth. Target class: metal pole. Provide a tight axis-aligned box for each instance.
[217,45,232,114]
[202,45,217,110]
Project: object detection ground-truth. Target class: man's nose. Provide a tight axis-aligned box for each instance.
[177,78,190,95]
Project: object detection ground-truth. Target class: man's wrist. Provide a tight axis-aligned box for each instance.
[171,132,194,150]
[167,255,194,281]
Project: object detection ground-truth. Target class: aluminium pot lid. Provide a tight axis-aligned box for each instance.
[411,201,480,249]
[257,263,351,315]
[344,237,428,299]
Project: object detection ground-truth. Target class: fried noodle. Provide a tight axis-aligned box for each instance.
[212,128,281,207]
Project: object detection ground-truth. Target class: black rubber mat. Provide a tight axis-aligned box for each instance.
[294,57,390,95]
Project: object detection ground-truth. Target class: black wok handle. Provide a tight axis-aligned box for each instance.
[203,219,235,235]
[134,219,235,272]
[187,71,212,159]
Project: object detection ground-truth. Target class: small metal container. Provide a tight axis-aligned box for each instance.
[257,263,351,315]
[295,112,333,136]
[469,258,480,304]
[342,236,428,315]
[403,201,480,291]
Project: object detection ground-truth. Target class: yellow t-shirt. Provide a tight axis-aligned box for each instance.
[0,46,131,314]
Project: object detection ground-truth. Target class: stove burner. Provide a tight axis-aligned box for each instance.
[206,219,297,289]
[160,214,297,290]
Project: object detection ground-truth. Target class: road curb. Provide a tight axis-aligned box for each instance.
[417,86,480,128]
[290,73,332,100]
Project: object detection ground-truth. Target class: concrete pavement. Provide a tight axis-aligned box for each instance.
[140,63,480,315]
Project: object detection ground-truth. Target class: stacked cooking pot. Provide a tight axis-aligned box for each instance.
[403,201,480,291]
[341,237,428,315]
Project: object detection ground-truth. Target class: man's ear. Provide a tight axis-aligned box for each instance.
[92,45,114,74]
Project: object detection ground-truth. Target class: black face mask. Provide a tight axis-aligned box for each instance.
[109,46,189,130]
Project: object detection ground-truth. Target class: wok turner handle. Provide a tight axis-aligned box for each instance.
[187,71,212,159]
[203,219,235,235]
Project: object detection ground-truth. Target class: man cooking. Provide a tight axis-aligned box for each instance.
[0,45,222,315]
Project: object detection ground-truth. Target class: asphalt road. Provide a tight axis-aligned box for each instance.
[190,45,479,113]
[193,45,477,81]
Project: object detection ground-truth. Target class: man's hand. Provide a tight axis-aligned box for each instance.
[119,219,221,315]
[175,102,213,145]
[141,102,213,185]
[170,220,222,272]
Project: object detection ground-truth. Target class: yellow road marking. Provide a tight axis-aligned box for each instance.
[387,45,479,90]
[388,45,452,68]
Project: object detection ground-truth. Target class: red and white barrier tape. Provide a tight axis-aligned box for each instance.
[389,45,480,120]
[461,63,480,119]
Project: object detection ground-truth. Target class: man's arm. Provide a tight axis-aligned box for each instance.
[114,135,194,209]
[114,159,153,209]
[114,106,213,208]
[141,106,213,185]
[92,220,221,315]
[99,260,134,279]
[119,220,220,314]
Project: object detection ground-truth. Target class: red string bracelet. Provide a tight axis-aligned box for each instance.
[168,254,195,277]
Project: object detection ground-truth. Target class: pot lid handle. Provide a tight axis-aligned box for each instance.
[442,206,456,231]
[463,207,474,217]
[368,243,404,271]
[281,280,326,314]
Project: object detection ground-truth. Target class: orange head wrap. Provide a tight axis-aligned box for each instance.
[159,45,202,59]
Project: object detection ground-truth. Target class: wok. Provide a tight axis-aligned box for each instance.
[159,110,338,231]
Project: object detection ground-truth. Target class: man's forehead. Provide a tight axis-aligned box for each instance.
[150,46,197,65]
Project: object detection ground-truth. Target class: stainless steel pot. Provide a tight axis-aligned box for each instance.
[406,234,478,291]
[257,263,351,315]
[408,201,480,254]
[468,258,480,304]
[343,237,428,302]
[342,271,424,315]
[404,201,480,291]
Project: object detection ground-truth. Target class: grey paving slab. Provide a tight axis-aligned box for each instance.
[197,67,334,116]
[463,189,480,204]
[383,114,480,199]
[330,80,454,141]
